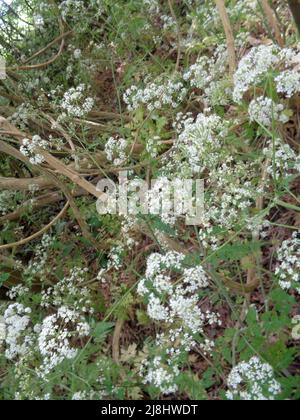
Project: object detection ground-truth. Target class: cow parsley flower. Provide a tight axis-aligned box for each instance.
[73,49,82,59]
[248,96,288,127]
[292,315,300,340]
[124,78,187,112]
[37,306,90,378]
[3,304,32,360]
[226,357,281,400]
[138,251,210,333]
[61,84,94,117]
[20,135,48,165]
[25,234,54,277]
[275,232,300,294]
[41,267,93,314]
[183,45,230,106]
[263,139,300,179]
[141,356,179,395]
[233,45,279,102]
[275,70,300,98]
[174,113,228,175]
[105,136,128,166]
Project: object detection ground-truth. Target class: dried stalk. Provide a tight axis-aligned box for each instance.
[0,117,102,198]
[0,201,69,250]
[260,0,284,46]
[0,176,52,190]
[215,0,236,77]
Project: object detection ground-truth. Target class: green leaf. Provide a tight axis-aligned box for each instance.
[177,373,208,400]
[93,322,115,342]
[0,273,10,286]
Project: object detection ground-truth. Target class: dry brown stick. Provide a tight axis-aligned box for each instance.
[8,18,68,71]
[215,0,236,77]
[0,201,69,251]
[0,176,53,190]
[22,30,73,64]
[0,192,63,224]
[260,0,284,47]
[0,117,102,198]
[8,39,66,71]
[112,319,124,363]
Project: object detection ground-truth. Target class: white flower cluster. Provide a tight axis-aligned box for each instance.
[36,306,90,378]
[292,315,300,340]
[206,159,263,229]
[0,316,5,345]
[73,49,82,59]
[161,15,176,31]
[174,113,228,175]
[275,70,300,98]
[41,267,93,314]
[7,285,29,301]
[142,0,160,15]
[106,245,125,271]
[61,84,94,117]
[104,136,128,166]
[146,136,160,158]
[275,232,300,294]
[20,135,48,165]
[147,177,175,225]
[233,44,300,102]
[138,251,220,394]
[226,357,281,400]
[141,356,180,395]
[3,304,32,360]
[59,0,104,20]
[263,139,300,179]
[25,234,54,277]
[248,96,288,127]
[138,251,209,333]
[124,78,187,112]
[233,45,279,102]
[183,45,230,106]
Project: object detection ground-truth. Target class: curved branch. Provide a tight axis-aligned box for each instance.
[0,201,69,250]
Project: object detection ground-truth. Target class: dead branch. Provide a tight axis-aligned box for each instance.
[0,201,69,250]
[260,0,284,46]
[0,117,102,198]
[215,0,236,77]
[0,176,52,190]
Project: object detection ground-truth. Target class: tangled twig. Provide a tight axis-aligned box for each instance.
[0,201,69,250]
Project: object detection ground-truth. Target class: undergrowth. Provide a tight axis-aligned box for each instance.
[0,0,299,400]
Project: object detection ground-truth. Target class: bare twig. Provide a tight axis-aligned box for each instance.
[0,201,69,250]
[215,0,236,77]
[112,319,124,363]
[0,176,53,190]
[0,117,102,198]
[260,0,284,47]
